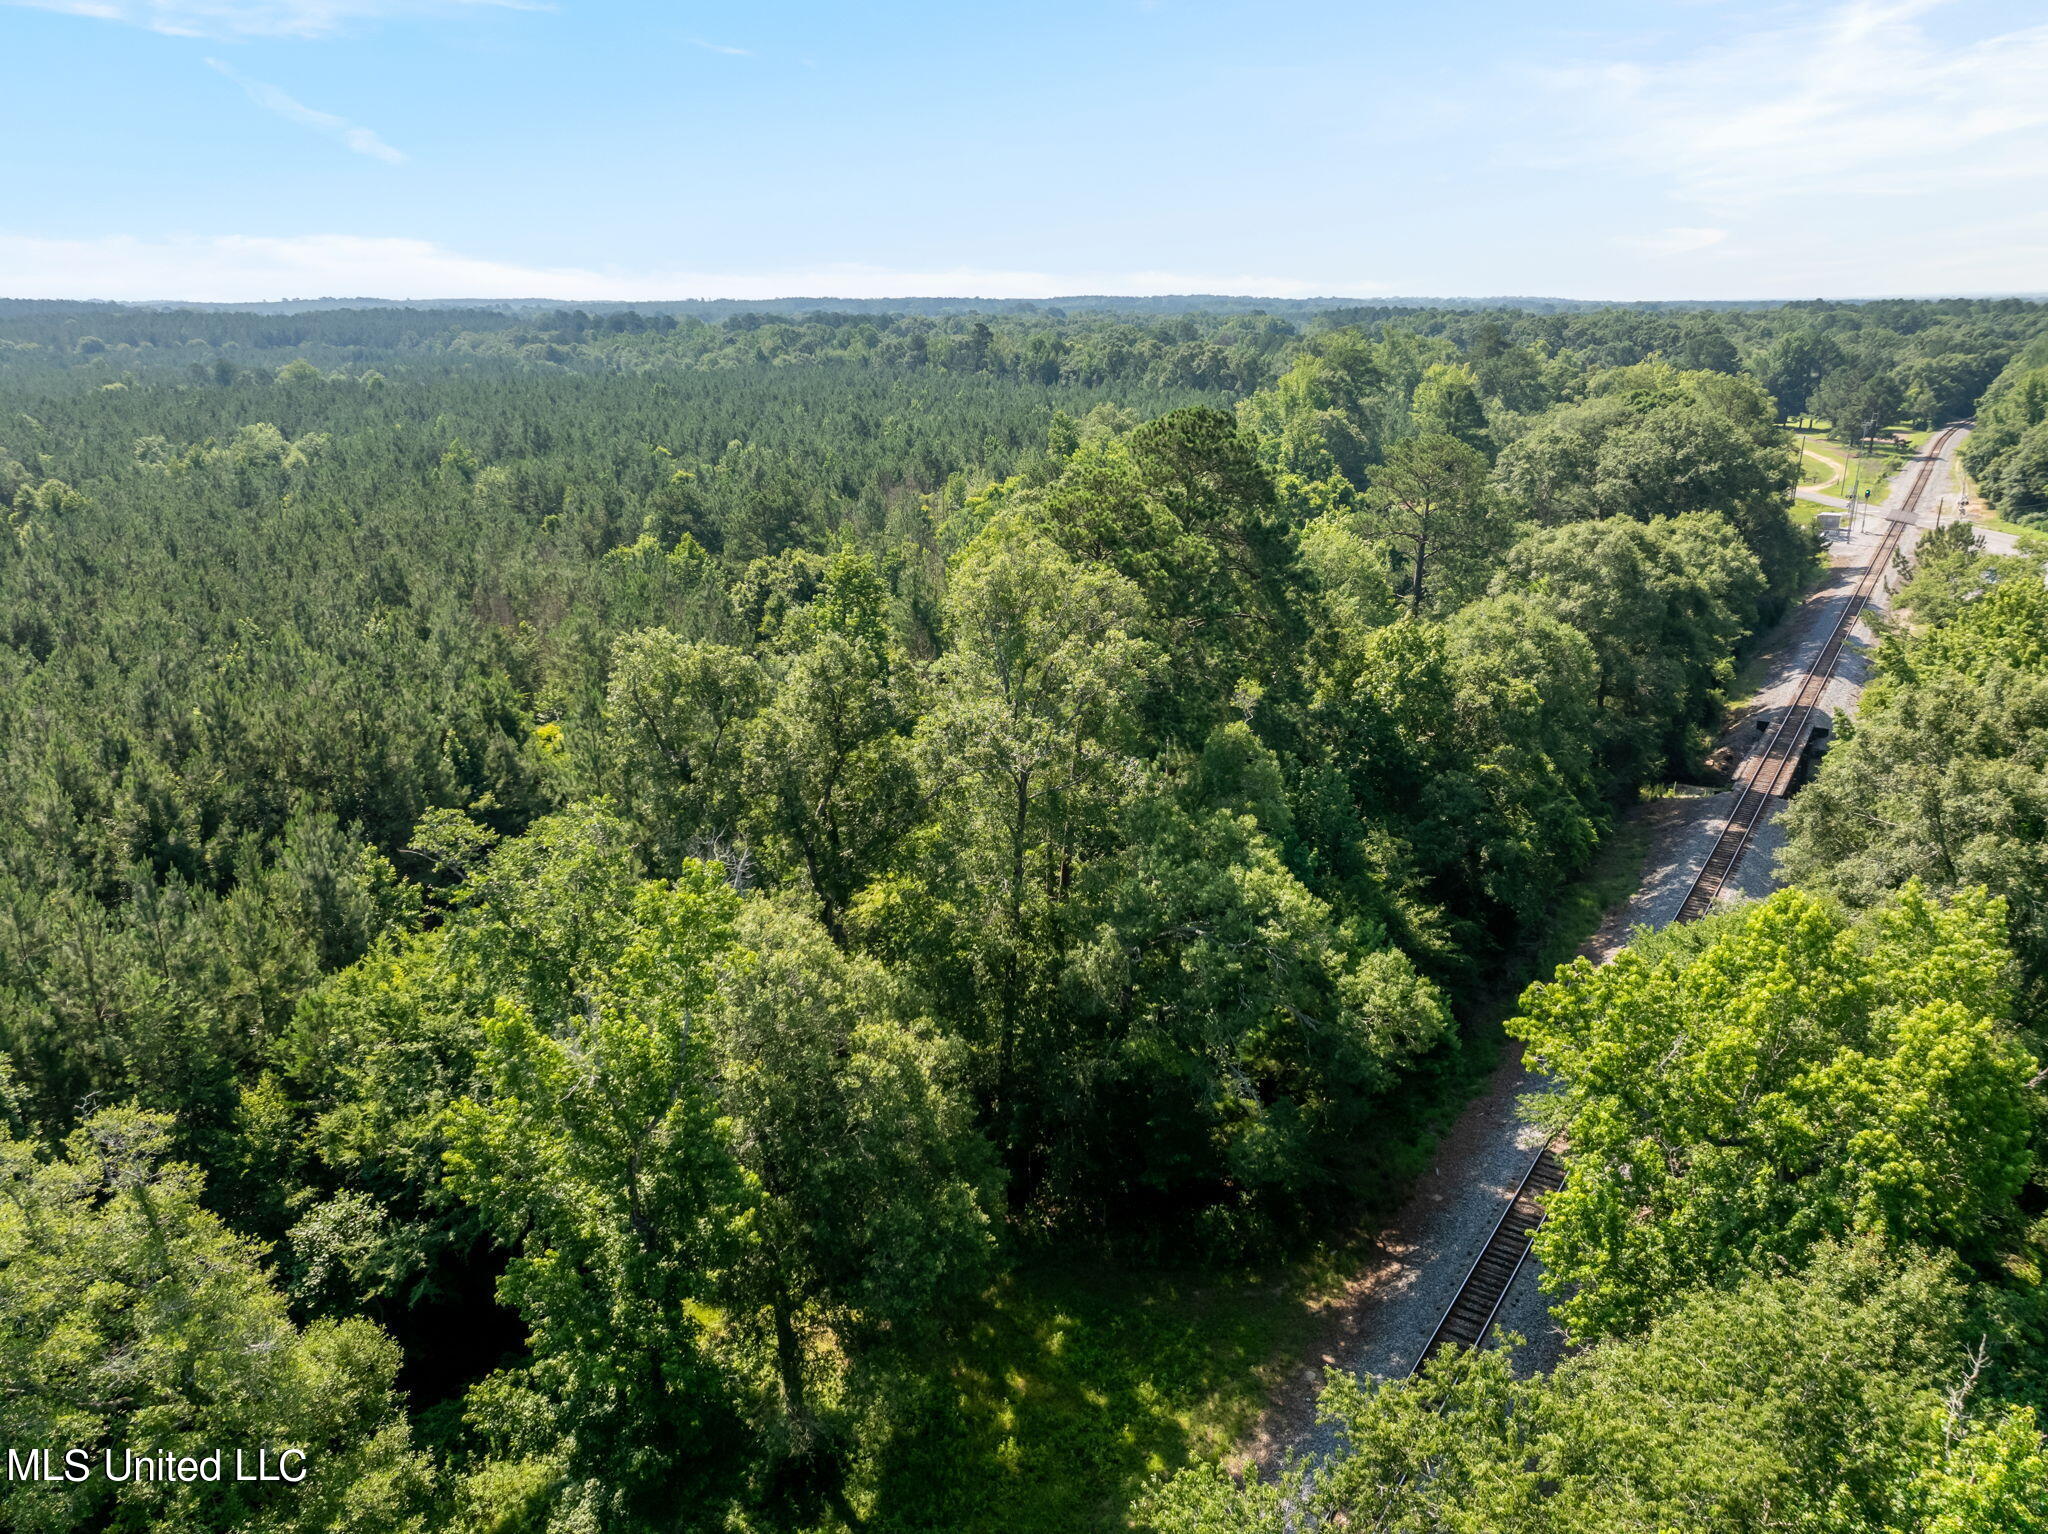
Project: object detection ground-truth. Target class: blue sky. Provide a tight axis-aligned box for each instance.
[3,0,2045,301]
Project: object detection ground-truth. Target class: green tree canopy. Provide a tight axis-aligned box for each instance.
[1511,885,2037,1340]
[0,1104,431,1534]
[1137,1242,2042,1534]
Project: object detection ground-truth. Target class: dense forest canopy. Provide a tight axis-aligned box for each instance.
[1149,446,2048,1534]
[3,294,2046,1533]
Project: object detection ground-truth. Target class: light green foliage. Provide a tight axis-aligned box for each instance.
[1189,720,1293,841]
[876,510,1463,1227]
[1492,362,1807,605]
[1138,1242,2043,1534]
[1512,886,2037,1340]
[1992,421,2048,522]
[1899,576,2048,681]
[1490,391,1636,525]
[1299,603,1601,942]
[891,524,1158,1121]
[1887,520,1996,629]
[1963,361,2048,524]
[709,901,998,1454]
[1494,511,1763,787]
[444,860,750,1526]
[597,632,765,870]
[1235,352,1372,489]
[1236,333,1436,491]
[1294,508,1399,632]
[0,1104,431,1534]
[1437,593,1602,919]
[1409,362,1493,454]
[741,546,921,941]
[1908,1407,2048,1534]
[282,808,652,1325]
[1024,406,1305,734]
[9,297,2048,1534]
[305,806,1000,1527]
[1783,563,2048,1001]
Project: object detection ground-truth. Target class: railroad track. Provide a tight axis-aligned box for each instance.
[1410,1143,1566,1373]
[1402,424,1966,1386]
[1671,422,1962,923]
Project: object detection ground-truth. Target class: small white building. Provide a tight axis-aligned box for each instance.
[1814,510,1847,537]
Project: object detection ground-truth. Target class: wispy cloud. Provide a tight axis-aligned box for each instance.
[1623,226,1729,257]
[0,231,1397,303]
[1550,0,2048,211]
[687,37,750,56]
[207,58,405,162]
[6,0,541,41]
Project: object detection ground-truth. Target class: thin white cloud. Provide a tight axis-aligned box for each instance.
[207,58,405,162]
[3,227,2045,305]
[1551,0,2048,211]
[6,0,541,40]
[0,231,1397,303]
[1624,226,1729,257]
[687,37,750,56]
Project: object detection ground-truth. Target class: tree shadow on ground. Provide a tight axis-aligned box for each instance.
[849,1250,1356,1534]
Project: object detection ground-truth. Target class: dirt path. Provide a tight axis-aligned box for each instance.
[1796,439,1845,491]
[1246,434,1969,1467]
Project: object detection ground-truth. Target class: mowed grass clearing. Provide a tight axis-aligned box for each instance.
[1788,421,1930,504]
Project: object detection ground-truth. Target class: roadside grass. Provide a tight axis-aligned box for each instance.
[1790,420,1924,503]
[1953,455,2048,549]
[841,809,1669,1534]
[845,448,1927,1532]
[1520,812,1657,980]
[1727,643,1789,720]
[1790,431,1845,488]
[1976,515,2048,549]
[1728,515,1840,713]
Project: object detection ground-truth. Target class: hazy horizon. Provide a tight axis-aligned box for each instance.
[5,1,2045,304]
[9,289,2048,312]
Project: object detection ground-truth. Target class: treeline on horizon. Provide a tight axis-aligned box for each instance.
[7,294,2047,519]
[1,294,2046,1533]
[0,291,1889,320]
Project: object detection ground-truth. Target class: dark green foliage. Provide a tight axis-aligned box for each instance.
[1783,551,2048,1007]
[5,296,2047,1533]
[1966,351,2048,523]
[1139,1242,2048,1534]
[1493,512,1764,788]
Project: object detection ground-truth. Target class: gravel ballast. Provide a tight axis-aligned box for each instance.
[1259,438,1967,1466]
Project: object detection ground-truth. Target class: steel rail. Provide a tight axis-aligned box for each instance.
[1392,425,1965,1422]
[1360,428,1970,1528]
[1410,1142,1566,1374]
[1670,423,1963,923]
